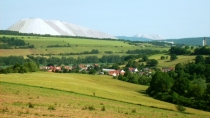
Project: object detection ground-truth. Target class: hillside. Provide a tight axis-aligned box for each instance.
[164,37,210,46]
[0,35,169,57]
[117,36,210,46]
[117,36,152,41]
[133,34,165,40]
[1,72,210,117]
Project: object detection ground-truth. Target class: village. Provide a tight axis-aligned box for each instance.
[40,63,174,77]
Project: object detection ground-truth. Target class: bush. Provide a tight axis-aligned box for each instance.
[101,106,106,111]
[82,105,96,111]
[176,104,186,112]
[28,102,34,108]
[88,105,95,111]
[48,105,55,110]
[131,108,136,113]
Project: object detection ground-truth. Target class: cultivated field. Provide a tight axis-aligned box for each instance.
[0,35,169,57]
[0,72,210,117]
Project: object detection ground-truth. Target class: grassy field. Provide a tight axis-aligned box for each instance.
[148,54,196,68]
[0,35,169,57]
[1,72,210,117]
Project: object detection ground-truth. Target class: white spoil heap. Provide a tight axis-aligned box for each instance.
[7,18,117,39]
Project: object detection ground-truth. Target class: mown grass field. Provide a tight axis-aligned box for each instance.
[0,35,169,57]
[1,72,210,117]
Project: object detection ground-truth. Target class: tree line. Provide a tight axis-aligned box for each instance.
[169,46,210,55]
[0,54,145,66]
[126,49,163,54]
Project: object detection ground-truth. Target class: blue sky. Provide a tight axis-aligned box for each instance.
[0,0,209,39]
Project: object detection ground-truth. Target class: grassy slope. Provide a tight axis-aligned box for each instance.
[148,54,196,68]
[0,35,169,57]
[0,72,210,117]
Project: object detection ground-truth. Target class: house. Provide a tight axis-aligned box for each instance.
[64,66,71,70]
[51,66,61,72]
[128,68,138,73]
[94,64,99,67]
[108,69,125,76]
[162,67,173,72]
[47,66,55,72]
[79,64,88,70]
[109,70,117,76]
[117,70,125,75]
[102,69,115,72]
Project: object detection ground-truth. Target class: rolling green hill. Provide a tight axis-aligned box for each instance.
[1,72,210,117]
[0,35,169,57]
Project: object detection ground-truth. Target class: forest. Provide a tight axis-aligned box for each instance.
[146,55,210,111]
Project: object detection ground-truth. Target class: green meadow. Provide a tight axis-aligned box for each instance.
[0,35,169,57]
[0,72,210,117]
[148,54,196,68]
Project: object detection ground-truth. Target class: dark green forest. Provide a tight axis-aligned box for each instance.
[146,55,210,111]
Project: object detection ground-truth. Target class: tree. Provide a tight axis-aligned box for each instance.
[205,56,210,64]
[170,54,178,61]
[138,75,152,85]
[127,73,139,84]
[111,63,120,70]
[142,56,149,62]
[89,69,97,75]
[195,55,205,64]
[19,65,28,73]
[147,59,158,67]
[23,62,38,72]
[189,78,206,98]
[175,63,183,73]
[169,46,189,55]
[160,56,165,60]
[172,77,190,95]
[147,72,174,95]
[206,84,210,95]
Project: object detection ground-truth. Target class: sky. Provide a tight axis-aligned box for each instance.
[0,0,209,39]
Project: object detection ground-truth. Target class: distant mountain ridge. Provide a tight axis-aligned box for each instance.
[7,18,117,39]
[116,36,152,41]
[117,34,165,41]
[117,35,209,46]
[133,34,165,40]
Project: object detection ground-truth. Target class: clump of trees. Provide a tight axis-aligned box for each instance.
[0,62,39,74]
[0,36,34,49]
[146,55,210,111]
[169,46,190,55]
[194,46,210,55]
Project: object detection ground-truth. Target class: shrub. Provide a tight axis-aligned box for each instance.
[82,105,95,111]
[2,107,9,112]
[28,102,34,108]
[176,104,186,112]
[48,105,55,110]
[101,106,106,111]
[131,108,136,113]
[88,105,95,111]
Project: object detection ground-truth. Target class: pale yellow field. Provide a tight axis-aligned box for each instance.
[0,72,210,117]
